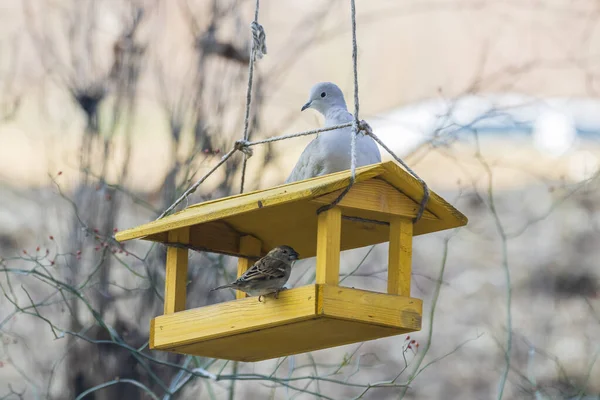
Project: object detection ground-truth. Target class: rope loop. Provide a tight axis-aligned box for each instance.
[234,140,254,157]
[357,119,373,137]
[250,21,267,60]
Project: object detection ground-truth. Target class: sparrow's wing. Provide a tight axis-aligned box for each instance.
[237,257,288,282]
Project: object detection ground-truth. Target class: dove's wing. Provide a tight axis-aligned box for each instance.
[237,256,289,283]
[285,138,325,183]
[286,103,381,183]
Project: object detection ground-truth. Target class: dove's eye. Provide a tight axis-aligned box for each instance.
[320,92,326,98]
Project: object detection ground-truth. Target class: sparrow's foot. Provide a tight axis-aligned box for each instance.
[258,295,264,302]
[274,287,288,299]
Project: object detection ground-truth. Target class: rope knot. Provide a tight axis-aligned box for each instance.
[357,119,373,137]
[234,140,254,157]
[250,21,267,60]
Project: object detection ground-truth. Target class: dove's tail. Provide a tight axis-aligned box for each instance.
[210,284,234,292]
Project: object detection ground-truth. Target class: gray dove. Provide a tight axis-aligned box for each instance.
[285,82,381,183]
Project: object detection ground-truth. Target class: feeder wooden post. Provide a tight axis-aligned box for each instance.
[387,216,413,297]
[164,227,190,314]
[315,207,342,285]
[236,235,262,299]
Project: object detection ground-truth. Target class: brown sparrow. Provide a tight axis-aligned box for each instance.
[211,245,299,301]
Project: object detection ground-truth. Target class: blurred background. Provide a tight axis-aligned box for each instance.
[1,0,600,398]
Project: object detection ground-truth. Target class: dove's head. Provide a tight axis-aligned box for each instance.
[301,82,347,116]
[268,245,300,264]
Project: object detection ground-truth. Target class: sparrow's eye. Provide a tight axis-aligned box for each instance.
[320,92,326,98]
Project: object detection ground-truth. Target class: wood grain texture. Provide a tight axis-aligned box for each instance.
[312,179,437,220]
[151,285,318,349]
[387,217,413,296]
[172,318,410,362]
[115,164,383,242]
[150,284,422,361]
[318,285,422,330]
[315,207,342,285]
[379,162,468,235]
[236,235,262,299]
[164,228,190,315]
[115,162,468,250]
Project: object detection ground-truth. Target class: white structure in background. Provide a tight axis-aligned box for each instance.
[370,94,600,181]
[532,110,576,157]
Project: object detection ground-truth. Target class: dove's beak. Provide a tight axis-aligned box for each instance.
[301,101,312,111]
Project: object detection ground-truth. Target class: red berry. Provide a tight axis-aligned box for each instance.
[36,246,40,252]
[57,171,62,176]
[76,250,82,256]
[22,250,27,255]
[49,235,54,240]
[113,228,118,233]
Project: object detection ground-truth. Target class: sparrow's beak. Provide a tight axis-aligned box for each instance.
[290,251,299,261]
[301,101,312,112]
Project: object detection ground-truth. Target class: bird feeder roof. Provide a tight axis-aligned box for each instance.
[115,161,467,259]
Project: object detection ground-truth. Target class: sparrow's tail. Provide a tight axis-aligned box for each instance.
[210,284,233,292]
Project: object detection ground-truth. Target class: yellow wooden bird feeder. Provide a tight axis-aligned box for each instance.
[115,161,467,361]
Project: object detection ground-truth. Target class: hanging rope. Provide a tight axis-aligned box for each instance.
[349,0,359,183]
[316,0,429,221]
[315,0,360,216]
[239,0,265,195]
[359,121,430,222]
[157,148,237,219]
[157,0,430,224]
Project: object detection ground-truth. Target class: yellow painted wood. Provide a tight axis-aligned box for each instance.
[150,284,422,361]
[315,207,342,285]
[115,165,382,242]
[387,217,413,296]
[379,162,468,234]
[236,235,262,299]
[223,202,392,262]
[174,318,406,362]
[164,228,190,315]
[149,318,156,348]
[115,162,468,250]
[151,285,318,349]
[312,179,437,220]
[318,285,421,329]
